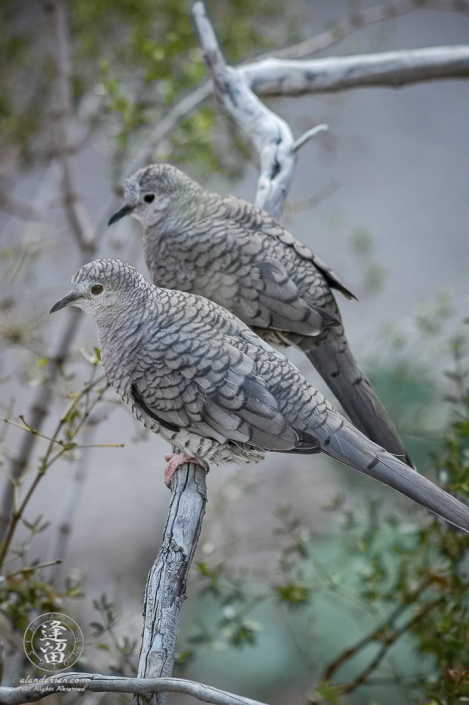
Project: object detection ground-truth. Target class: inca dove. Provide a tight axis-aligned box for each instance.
[109,163,412,467]
[51,258,469,531]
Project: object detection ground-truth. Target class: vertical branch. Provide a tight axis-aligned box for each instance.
[134,461,209,705]
[51,0,96,253]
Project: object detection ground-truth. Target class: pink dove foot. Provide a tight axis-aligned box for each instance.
[164,452,208,487]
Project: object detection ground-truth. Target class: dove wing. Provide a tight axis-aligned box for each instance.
[131,329,320,453]
[233,259,340,336]
[219,197,357,301]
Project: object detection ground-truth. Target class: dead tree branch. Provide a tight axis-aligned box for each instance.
[134,460,209,705]
[190,3,469,221]
[138,42,469,178]
[241,45,469,96]
[191,1,326,220]
[0,673,267,705]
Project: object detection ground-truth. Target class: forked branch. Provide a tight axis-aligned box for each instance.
[191,1,327,220]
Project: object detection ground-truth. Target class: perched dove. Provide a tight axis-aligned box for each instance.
[51,258,469,531]
[109,164,412,467]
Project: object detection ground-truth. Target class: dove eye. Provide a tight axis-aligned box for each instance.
[91,284,103,295]
[144,194,155,204]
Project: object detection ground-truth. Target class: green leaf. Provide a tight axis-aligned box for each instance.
[277,581,308,604]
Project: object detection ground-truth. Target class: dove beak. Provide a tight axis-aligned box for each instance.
[50,291,80,314]
[108,203,134,226]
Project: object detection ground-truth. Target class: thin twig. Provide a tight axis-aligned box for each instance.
[338,597,444,696]
[0,306,82,543]
[310,596,444,702]
[49,427,93,586]
[292,124,329,152]
[0,377,109,569]
[5,559,62,579]
[271,0,469,60]
[319,574,434,684]
[128,82,211,175]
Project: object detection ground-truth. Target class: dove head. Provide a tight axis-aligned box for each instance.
[108,163,201,229]
[50,259,148,323]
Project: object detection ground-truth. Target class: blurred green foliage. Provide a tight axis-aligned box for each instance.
[1,0,292,177]
[350,227,387,296]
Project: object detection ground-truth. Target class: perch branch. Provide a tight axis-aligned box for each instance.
[191,1,325,220]
[139,0,469,184]
[0,673,268,705]
[134,460,209,705]
[240,45,469,96]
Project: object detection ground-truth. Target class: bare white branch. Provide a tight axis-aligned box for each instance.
[191,1,305,219]
[188,6,469,221]
[241,45,469,96]
[134,460,208,705]
[0,672,268,705]
[293,124,329,153]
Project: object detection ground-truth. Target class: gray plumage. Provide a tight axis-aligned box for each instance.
[109,163,412,467]
[51,258,469,532]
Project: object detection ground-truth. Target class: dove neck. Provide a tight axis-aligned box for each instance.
[94,284,152,332]
[146,184,208,231]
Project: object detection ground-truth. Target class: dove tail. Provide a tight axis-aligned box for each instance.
[306,339,413,468]
[320,415,469,531]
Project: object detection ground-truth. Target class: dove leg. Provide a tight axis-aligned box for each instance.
[164,452,208,487]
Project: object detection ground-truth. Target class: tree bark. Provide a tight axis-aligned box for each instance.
[134,461,208,705]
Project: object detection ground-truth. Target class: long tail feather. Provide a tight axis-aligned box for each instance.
[319,412,469,531]
[306,340,413,468]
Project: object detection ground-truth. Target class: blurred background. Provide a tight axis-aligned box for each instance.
[0,1,468,704]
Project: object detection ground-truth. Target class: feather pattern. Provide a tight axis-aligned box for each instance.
[60,258,469,532]
[119,163,411,467]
